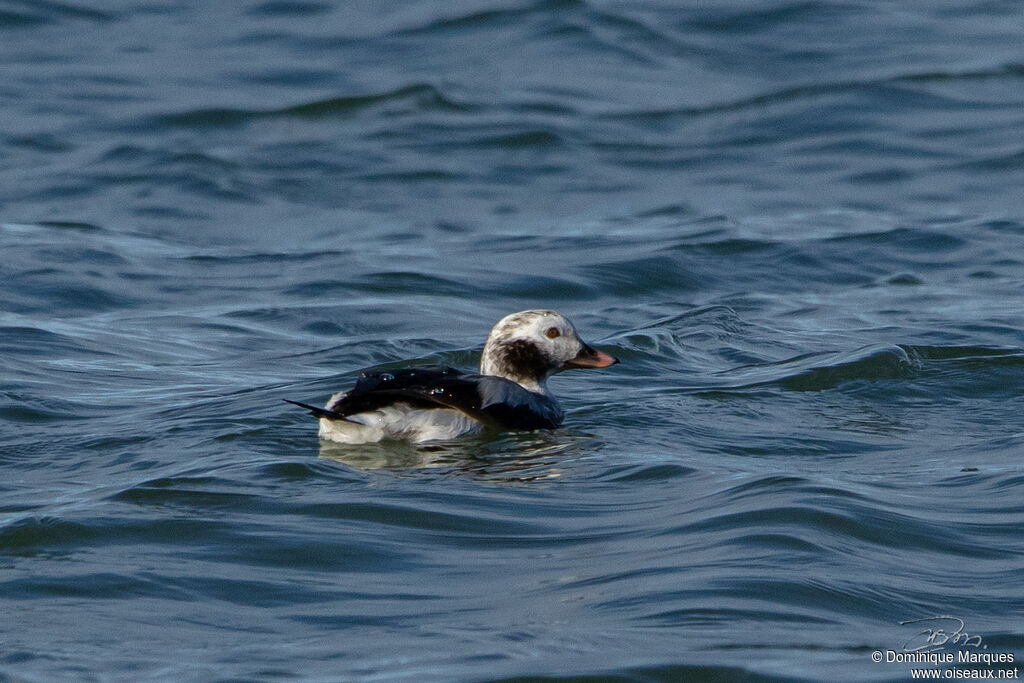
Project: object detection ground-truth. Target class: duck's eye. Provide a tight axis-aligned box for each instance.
[545,327,561,339]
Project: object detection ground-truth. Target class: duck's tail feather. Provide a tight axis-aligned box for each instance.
[283,399,356,422]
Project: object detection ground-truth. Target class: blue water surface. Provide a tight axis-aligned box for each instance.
[2,1,1023,681]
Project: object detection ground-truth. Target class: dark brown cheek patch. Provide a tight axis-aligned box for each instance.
[497,340,550,381]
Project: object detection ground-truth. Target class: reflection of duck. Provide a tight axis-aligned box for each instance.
[287,310,618,444]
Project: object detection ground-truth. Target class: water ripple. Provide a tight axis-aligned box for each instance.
[155,83,473,129]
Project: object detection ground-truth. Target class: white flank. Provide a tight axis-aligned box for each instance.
[317,404,483,444]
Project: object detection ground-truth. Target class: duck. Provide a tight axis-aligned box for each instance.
[286,309,618,444]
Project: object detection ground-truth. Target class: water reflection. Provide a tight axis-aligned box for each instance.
[317,430,595,481]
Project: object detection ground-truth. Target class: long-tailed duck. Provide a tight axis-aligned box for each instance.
[286,309,618,444]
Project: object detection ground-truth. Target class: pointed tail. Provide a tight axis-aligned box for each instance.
[283,399,354,422]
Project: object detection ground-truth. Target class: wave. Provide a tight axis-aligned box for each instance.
[0,2,111,29]
[690,343,1024,397]
[392,1,573,37]
[718,344,917,392]
[154,83,472,129]
[597,63,1024,122]
[609,299,1024,401]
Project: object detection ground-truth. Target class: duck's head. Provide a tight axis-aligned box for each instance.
[479,309,618,393]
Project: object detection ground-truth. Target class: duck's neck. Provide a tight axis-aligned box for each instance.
[510,375,548,395]
[479,359,549,395]
[480,340,556,395]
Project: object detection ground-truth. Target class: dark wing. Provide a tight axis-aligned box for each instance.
[328,366,490,420]
[287,365,564,431]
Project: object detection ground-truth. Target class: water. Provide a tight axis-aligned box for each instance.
[2,1,1023,681]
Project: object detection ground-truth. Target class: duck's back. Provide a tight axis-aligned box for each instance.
[310,366,563,444]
